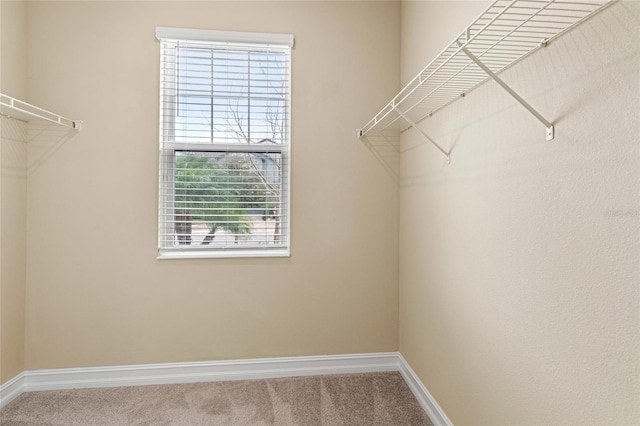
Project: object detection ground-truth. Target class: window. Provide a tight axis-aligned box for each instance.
[156,27,293,258]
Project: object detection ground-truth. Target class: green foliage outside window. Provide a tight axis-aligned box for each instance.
[174,153,275,245]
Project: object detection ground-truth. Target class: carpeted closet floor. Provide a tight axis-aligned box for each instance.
[0,372,432,425]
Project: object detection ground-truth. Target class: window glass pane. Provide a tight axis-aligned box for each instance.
[173,151,283,247]
[173,46,289,145]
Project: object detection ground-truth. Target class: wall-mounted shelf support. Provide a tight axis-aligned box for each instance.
[458,43,554,141]
[392,105,450,164]
[0,93,82,131]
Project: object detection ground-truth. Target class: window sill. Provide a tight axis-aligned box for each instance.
[157,249,290,260]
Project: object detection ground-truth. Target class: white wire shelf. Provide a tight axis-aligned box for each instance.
[358,0,615,162]
[0,93,82,130]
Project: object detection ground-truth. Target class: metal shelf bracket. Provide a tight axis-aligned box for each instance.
[392,106,450,164]
[458,42,554,141]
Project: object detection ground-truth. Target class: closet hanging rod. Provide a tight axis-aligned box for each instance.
[0,93,82,131]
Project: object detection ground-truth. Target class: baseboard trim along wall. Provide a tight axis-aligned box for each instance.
[0,373,25,410]
[397,353,453,426]
[0,352,451,425]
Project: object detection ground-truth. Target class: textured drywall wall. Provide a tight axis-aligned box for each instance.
[24,1,400,369]
[0,0,28,385]
[399,1,639,424]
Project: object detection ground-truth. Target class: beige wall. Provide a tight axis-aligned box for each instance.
[24,1,400,370]
[399,1,640,424]
[0,0,28,385]
[9,3,637,422]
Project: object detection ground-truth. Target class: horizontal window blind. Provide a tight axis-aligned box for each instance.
[158,30,291,257]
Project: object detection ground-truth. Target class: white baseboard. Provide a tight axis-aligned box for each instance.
[23,352,400,392]
[0,372,25,409]
[1,352,451,425]
[397,353,453,426]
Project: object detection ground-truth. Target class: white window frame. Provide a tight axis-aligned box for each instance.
[156,27,293,259]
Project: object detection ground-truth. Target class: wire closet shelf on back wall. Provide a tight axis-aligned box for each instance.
[357,0,615,163]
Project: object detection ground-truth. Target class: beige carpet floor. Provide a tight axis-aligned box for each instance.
[0,372,432,425]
